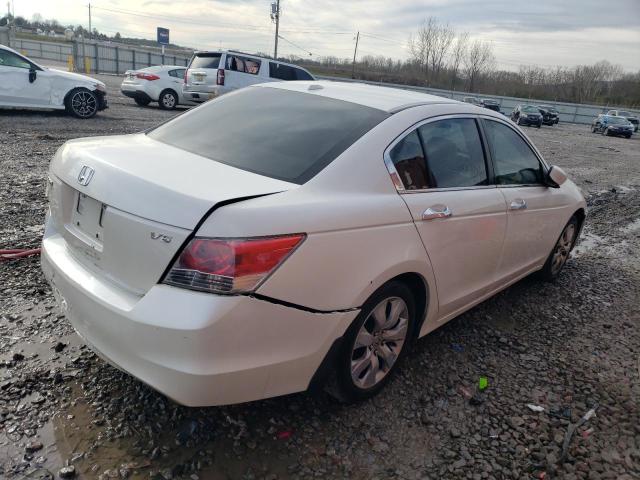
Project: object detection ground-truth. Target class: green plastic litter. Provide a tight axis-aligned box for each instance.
[478,376,488,391]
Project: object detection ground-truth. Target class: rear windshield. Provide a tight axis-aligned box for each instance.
[148,87,388,184]
[189,53,221,69]
[523,106,539,113]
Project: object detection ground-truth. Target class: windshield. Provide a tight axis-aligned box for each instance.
[605,116,629,125]
[189,53,222,69]
[148,87,389,184]
[523,106,539,113]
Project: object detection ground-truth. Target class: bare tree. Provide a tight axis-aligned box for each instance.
[409,17,454,84]
[429,21,455,83]
[464,39,495,92]
[449,31,468,90]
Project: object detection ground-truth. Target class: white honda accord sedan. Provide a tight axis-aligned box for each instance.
[41,81,586,406]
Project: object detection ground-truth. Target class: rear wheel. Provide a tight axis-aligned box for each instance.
[135,97,151,106]
[159,89,178,110]
[539,216,579,281]
[328,282,416,403]
[65,88,98,119]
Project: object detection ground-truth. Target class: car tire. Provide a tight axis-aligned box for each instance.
[592,126,598,133]
[327,281,416,403]
[626,134,632,139]
[65,88,99,119]
[135,97,151,106]
[159,89,178,110]
[536,123,541,128]
[539,215,579,281]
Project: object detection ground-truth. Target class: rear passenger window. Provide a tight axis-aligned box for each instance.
[269,62,296,80]
[418,118,488,188]
[168,69,185,78]
[389,131,428,190]
[294,67,313,80]
[484,120,543,185]
[226,55,261,75]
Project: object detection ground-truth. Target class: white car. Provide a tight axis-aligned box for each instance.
[0,44,107,118]
[41,82,586,406]
[183,50,315,103]
[121,65,195,110]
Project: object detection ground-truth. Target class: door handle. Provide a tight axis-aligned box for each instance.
[422,205,452,220]
[509,199,527,210]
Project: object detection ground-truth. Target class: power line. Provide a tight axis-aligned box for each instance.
[277,34,313,56]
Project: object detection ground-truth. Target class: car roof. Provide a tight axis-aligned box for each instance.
[254,81,460,113]
[191,50,312,70]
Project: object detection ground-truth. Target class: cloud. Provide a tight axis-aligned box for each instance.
[15,0,640,71]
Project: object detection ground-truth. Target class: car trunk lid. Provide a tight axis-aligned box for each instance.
[47,133,294,295]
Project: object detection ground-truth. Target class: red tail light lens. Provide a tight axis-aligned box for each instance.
[216,68,225,85]
[164,234,305,294]
[136,73,160,81]
[184,69,189,83]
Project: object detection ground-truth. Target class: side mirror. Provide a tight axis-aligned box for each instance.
[29,68,37,83]
[547,165,567,188]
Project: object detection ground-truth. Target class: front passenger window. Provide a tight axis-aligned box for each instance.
[484,120,544,185]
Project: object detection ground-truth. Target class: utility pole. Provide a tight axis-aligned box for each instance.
[88,3,92,40]
[351,31,359,79]
[271,0,280,59]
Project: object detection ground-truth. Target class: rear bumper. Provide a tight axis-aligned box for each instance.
[121,89,152,102]
[41,219,357,406]
[183,85,225,102]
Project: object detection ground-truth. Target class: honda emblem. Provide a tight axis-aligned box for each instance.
[77,165,94,186]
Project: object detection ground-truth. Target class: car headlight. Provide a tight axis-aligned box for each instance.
[521,113,528,118]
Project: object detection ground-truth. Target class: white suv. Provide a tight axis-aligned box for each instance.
[0,44,108,118]
[183,50,315,102]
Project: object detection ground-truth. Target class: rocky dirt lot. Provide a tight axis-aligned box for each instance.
[1,75,639,480]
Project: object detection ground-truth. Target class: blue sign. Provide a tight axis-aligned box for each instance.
[157,27,170,45]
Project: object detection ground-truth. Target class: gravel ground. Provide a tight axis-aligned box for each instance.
[1,75,639,480]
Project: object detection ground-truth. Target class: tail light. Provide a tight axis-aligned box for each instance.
[164,234,305,294]
[216,68,225,86]
[136,72,160,81]
[184,69,189,83]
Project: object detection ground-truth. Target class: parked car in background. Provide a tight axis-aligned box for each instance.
[0,43,107,118]
[592,114,633,138]
[121,65,195,110]
[42,81,586,406]
[480,98,501,112]
[511,105,543,128]
[183,50,315,103]
[606,109,639,132]
[462,96,482,106]
[537,105,560,126]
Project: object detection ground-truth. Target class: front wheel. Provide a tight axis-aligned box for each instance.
[65,88,98,118]
[539,216,579,281]
[328,282,416,403]
[159,90,178,110]
[135,97,151,106]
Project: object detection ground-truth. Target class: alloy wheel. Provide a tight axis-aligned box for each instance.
[161,92,177,109]
[551,223,576,275]
[71,90,97,118]
[350,296,409,389]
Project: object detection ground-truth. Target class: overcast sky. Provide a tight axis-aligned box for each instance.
[11,0,640,71]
